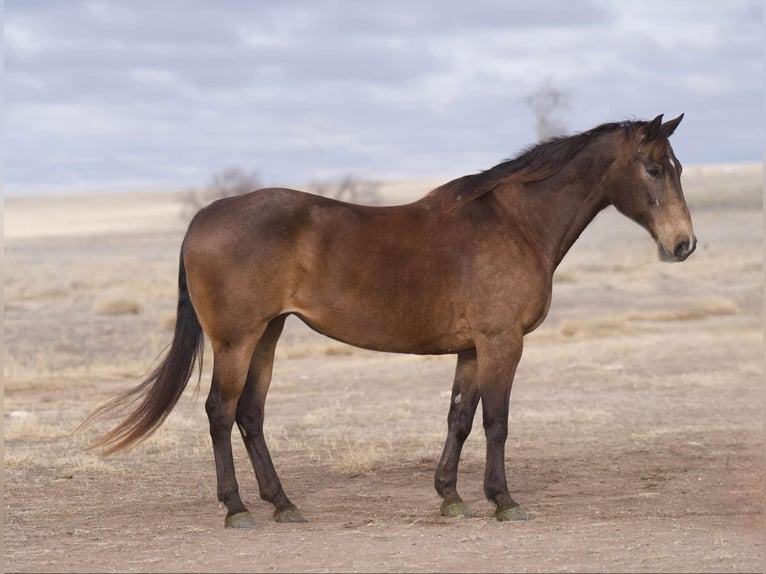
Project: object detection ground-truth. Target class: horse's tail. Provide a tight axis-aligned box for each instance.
[84,248,204,455]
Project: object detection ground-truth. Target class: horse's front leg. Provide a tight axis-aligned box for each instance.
[477,333,530,521]
[434,349,480,517]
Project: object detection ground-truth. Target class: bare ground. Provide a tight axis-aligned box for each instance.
[4,166,764,572]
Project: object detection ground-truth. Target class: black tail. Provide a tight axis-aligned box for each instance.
[84,249,204,455]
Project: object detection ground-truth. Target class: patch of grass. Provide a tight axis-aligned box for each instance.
[300,403,355,429]
[322,344,354,357]
[4,451,36,468]
[558,316,638,339]
[628,423,750,442]
[63,454,116,474]
[627,299,739,323]
[281,342,357,360]
[161,313,177,331]
[553,271,578,284]
[559,299,739,339]
[5,414,71,441]
[94,299,143,316]
[333,439,394,476]
[139,413,209,453]
[515,407,613,424]
[384,401,413,421]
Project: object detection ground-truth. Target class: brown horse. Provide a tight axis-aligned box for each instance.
[87,113,695,527]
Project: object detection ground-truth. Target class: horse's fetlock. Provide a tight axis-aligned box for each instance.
[433,476,448,496]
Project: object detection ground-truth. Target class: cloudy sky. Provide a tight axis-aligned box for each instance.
[5,0,762,195]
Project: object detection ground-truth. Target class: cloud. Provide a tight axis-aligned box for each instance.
[5,0,762,195]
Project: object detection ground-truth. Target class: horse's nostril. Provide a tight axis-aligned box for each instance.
[673,238,694,258]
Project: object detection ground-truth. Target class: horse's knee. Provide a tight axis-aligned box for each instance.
[453,409,475,442]
[235,406,263,438]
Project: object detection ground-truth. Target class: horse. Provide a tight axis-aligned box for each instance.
[86,113,695,527]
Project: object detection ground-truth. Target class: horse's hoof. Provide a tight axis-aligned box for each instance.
[495,504,531,521]
[440,500,475,518]
[274,505,307,523]
[225,511,256,529]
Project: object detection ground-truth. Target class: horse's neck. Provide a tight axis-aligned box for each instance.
[499,153,612,271]
[546,178,609,267]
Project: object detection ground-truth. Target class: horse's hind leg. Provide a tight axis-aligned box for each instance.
[235,316,305,523]
[205,334,262,529]
[434,349,480,517]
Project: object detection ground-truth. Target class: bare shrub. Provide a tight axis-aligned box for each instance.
[181,167,261,220]
[309,175,381,205]
[526,78,570,141]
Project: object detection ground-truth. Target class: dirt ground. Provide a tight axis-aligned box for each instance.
[4,164,764,573]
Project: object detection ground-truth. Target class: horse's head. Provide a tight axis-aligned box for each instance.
[609,113,696,262]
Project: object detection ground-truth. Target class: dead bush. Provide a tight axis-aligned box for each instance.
[181,167,261,220]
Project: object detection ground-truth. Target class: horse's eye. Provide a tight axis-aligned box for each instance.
[647,167,661,178]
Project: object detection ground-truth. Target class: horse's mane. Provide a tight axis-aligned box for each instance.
[425,120,642,213]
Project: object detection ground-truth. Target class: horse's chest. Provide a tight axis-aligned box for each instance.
[497,266,552,334]
[523,289,552,334]
[517,266,553,333]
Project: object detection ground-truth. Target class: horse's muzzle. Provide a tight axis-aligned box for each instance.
[659,236,697,262]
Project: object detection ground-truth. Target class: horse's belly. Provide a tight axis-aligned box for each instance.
[292,305,471,355]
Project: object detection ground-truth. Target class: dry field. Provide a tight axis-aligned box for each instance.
[4,164,764,573]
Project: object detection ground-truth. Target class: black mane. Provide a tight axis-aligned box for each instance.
[426,120,643,212]
[488,121,633,180]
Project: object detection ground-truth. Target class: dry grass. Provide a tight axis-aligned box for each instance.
[5,413,71,441]
[559,299,739,339]
[161,313,177,331]
[384,401,414,421]
[558,316,639,339]
[626,299,739,322]
[322,344,355,357]
[629,424,749,443]
[553,271,578,284]
[139,413,210,454]
[514,407,614,424]
[4,451,36,468]
[94,299,143,316]
[332,438,395,476]
[281,342,358,360]
[60,453,116,474]
[263,429,310,453]
[300,403,356,429]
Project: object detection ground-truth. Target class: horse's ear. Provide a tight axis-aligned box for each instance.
[660,113,684,138]
[642,114,664,142]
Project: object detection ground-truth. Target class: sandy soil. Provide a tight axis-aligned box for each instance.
[4,164,764,573]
